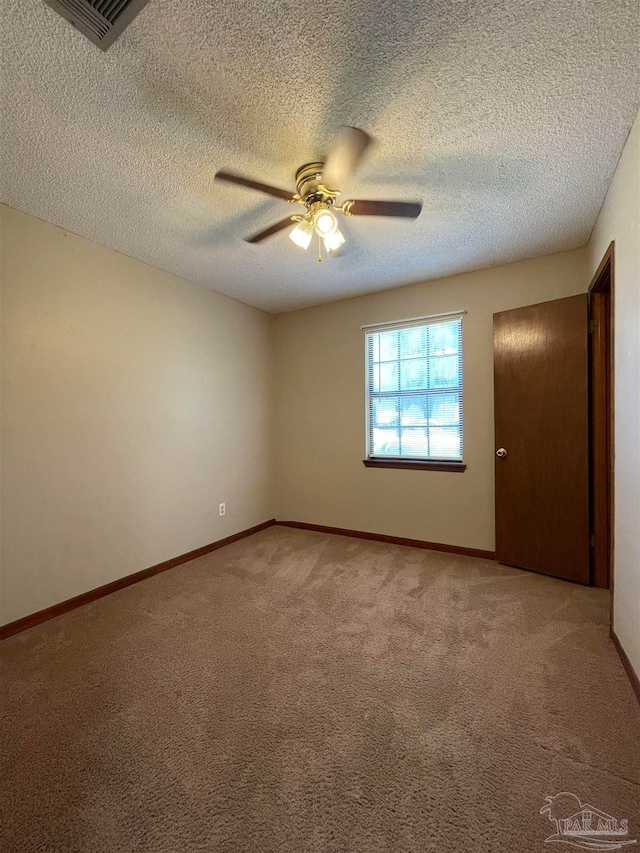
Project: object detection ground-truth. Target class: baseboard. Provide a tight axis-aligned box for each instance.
[0,518,494,641]
[611,630,640,705]
[275,520,496,560]
[0,519,276,641]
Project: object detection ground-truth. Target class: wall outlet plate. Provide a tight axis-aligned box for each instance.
[219,503,226,517]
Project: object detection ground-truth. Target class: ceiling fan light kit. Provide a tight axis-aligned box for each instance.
[313,208,338,237]
[323,228,346,253]
[215,127,422,262]
[289,218,314,250]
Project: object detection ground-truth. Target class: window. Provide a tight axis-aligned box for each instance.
[364,313,464,465]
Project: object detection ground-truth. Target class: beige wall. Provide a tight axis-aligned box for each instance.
[586,111,640,676]
[273,248,587,552]
[0,205,273,625]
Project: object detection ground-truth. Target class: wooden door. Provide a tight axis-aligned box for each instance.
[493,294,590,583]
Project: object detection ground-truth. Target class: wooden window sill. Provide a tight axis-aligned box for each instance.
[363,459,466,472]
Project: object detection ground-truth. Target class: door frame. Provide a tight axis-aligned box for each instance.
[588,242,614,592]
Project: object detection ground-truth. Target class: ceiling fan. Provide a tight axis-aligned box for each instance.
[215,127,422,260]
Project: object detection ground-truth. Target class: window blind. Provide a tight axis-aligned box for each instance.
[365,314,464,461]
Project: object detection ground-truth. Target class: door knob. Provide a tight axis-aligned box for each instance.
[496,448,507,458]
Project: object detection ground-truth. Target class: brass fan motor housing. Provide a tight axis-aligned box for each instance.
[295,162,338,208]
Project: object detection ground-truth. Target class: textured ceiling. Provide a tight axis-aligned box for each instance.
[1,0,639,312]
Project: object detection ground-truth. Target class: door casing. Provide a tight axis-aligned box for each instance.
[588,242,614,592]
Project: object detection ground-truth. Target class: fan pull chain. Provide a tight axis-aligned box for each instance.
[318,235,322,262]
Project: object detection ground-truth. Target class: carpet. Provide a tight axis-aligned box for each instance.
[1,526,638,852]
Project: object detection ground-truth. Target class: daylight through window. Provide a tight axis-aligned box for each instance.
[365,314,464,462]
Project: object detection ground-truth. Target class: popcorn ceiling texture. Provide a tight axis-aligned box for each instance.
[1,0,639,312]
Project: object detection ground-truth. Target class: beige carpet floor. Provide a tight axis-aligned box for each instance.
[1,526,638,852]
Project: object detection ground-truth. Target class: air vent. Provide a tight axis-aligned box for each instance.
[43,0,151,50]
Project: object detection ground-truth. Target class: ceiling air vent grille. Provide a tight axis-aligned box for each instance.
[43,0,151,50]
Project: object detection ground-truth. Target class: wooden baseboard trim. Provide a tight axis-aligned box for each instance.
[611,630,640,705]
[0,519,276,641]
[275,520,496,560]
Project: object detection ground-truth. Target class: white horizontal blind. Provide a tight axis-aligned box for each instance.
[365,315,463,461]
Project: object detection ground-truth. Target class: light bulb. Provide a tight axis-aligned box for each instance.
[314,209,337,236]
[289,219,314,250]
[323,228,345,253]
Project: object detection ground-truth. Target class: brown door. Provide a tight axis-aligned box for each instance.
[493,294,590,583]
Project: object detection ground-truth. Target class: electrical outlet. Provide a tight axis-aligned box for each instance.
[219,503,226,517]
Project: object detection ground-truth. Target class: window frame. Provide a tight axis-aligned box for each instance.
[363,313,466,472]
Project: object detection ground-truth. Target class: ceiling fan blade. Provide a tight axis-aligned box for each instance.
[215,170,294,201]
[245,217,295,243]
[344,199,422,218]
[322,127,372,193]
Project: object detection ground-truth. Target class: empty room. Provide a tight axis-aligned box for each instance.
[1,1,639,851]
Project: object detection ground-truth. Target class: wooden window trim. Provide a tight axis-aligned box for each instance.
[363,459,466,472]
